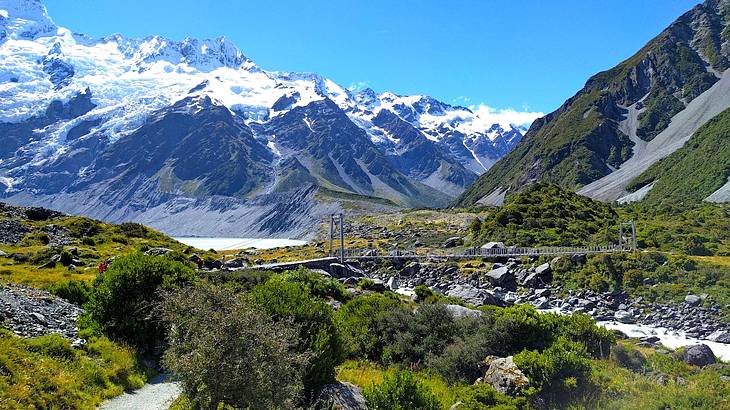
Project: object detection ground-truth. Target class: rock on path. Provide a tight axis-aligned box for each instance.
[100,374,181,410]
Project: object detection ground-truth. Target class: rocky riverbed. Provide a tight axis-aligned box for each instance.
[0,283,84,346]
[329,255,730,348]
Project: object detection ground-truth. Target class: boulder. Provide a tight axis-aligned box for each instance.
[329,263,349,278]
[0,250,7,258]
[316,382,368,410]
[443,237,463,248]
[224,258,248,269]
[445,284,500,307]
[481,241,506,249]
[614,310,635,324]
[532,297,550,309]
[519,271,543,288]
[681,344,716,367]
[386,277,399,291]
[404,261,420,276]
[481,356,529,396]
[684,294,701,307]
[486,265,513,287]
[535,263,551,276]
[444,304,483,319]
[708,330,730,344]
[145,247,173,256]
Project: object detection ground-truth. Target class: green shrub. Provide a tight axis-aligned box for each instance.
[118,222,150,238]
[250,279,344,397]
[364,369,441,410]
[513,338,592,400]
[162,285,306,409]
[47,280,92,306]
[279,267,351,302]
[26,334,77,361]
[555,314,614,359]
[454,383,527,409]
[377,304,457,366]
[610,343,646,371]
[335,293,403,359]
[357,278,377,290]
[59,251,73,267]
[86,252,196,350]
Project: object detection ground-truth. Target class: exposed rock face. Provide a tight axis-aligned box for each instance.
[480,356,529,396]
[445,284,500,307]
[0,283,84,345]
[316,382,368,410]
[681,344,716,367]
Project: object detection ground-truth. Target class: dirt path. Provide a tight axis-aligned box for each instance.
[99,374,181,410]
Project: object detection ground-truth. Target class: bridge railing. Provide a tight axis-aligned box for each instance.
[336,244,629,260]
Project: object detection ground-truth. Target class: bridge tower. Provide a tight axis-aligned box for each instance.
[328,213,346,263]
[619,221,637,251]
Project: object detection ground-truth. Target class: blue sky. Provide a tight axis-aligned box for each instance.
[45,0,701,119]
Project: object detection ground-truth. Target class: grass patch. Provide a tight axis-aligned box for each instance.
[0,330,150,409]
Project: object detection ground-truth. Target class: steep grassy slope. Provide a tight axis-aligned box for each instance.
[471,183,618,247]
[625,107,730,205]
[454,0,730,207]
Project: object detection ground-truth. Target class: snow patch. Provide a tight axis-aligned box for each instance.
[617,182,654,204]
[706,175,730,203]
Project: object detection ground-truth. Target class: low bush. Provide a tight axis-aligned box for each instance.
[47,280,92,306]
[162,285,306,409]
[513,338,592,401]
[610,343,646,371]
[250,279,344,398]
[377,303,457,367]
[279,267,351,302]
[335,293,403,359]
[364,369,441,410]
[86,252,196,351]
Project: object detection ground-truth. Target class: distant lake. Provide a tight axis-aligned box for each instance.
[173,237,308,251]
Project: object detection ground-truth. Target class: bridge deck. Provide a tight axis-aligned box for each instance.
[246,246,631,270]
[338,244,629,260]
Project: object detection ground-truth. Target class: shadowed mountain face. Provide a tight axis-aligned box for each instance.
[455,0,730,207]
[0,0,528,237]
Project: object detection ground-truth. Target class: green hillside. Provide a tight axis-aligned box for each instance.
[626,107,730,205]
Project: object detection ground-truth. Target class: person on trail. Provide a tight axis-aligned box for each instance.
[98,259,109,273]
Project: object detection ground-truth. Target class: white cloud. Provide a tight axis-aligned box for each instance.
[347,81,370,92]
[452,96,471,105]
[469,104,544,129]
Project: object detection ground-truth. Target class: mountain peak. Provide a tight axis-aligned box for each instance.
[0,0,56,39]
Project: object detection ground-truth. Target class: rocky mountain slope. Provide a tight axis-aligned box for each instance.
[0,0,526,238]
[455,0,730,207]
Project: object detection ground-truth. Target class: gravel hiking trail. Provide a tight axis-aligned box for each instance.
[99,374,181,410]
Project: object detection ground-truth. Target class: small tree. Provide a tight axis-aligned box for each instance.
[161,285,307,410]
[86,252,195,350]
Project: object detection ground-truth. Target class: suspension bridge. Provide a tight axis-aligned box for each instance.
[250,216,637,271]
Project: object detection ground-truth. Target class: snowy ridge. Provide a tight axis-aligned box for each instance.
[0,0,526,178]
[0,0,534,237]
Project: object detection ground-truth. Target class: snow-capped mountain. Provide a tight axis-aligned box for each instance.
[0,0,528,237]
